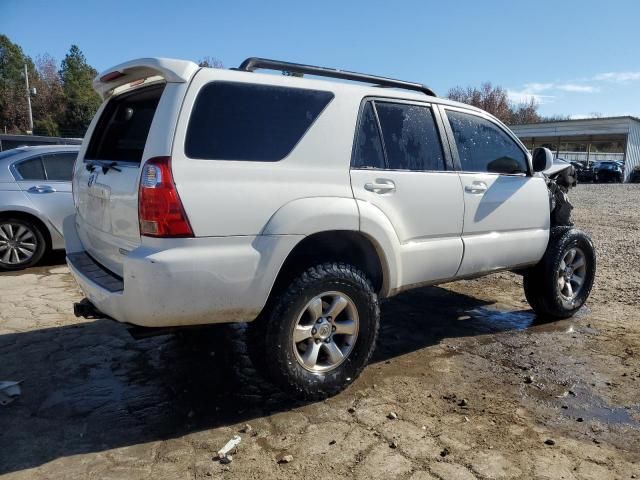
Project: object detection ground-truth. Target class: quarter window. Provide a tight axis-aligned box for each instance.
[15,157,46,180]
[352,102,385,169]
[447,110,528,174]
[185,82,334,161]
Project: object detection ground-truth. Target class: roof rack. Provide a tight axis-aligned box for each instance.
[237,57,436,97]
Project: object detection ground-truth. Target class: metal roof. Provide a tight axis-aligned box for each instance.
[510,116,640,138]
[511,115,640,128]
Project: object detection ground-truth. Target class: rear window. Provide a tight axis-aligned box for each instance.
[185,82,334,161]
[375,102,445,171]
[42,152,77,181]
[85,84,165,163]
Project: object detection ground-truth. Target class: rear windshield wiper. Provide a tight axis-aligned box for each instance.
[85,160,122,174]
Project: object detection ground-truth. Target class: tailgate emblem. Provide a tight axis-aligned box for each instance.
[88,172,98,188]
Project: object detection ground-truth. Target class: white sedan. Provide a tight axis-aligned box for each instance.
[0,144,79,270]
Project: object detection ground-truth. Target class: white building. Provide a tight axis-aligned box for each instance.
[510,116,640,182]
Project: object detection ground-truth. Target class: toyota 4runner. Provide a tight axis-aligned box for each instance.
[66,57,596,399]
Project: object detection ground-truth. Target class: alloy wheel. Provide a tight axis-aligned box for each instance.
[292,291,359,373]
[557,247,587,301]
[0,222,38,265]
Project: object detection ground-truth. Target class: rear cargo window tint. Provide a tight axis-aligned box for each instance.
[185,82,334,161]
[85,84,165,163]
[15,156,45,180]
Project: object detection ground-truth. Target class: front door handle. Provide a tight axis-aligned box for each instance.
[464,181,488,194]
[364,179,396,194]
[27,185,56,194]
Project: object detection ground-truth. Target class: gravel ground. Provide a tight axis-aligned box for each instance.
[0,184,638,479]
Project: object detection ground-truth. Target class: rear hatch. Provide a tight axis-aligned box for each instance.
[73,59,198,275]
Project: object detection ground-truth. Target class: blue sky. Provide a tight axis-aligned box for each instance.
[2,0,640,118]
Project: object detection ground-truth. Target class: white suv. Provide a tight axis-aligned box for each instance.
[66,57,595,399]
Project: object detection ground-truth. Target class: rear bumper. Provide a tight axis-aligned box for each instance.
[64,216,303,327]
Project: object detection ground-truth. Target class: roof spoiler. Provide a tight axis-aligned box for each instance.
[93,57,200,99]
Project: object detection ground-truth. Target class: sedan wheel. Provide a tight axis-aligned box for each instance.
[0,218,46,270]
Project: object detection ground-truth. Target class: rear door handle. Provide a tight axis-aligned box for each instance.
[464,181,488,194]
[27,185,56,194]
[364,179,396,194]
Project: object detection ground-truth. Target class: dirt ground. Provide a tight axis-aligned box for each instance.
[1,184,638,479]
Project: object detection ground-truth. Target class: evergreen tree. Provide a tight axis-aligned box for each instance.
[0,34,38,133]
[58,45,101,136]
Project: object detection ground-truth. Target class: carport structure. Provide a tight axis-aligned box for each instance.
[511,116,640,182]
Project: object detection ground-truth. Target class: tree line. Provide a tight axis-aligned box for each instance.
[0,35,102,137]
[446,83,569,125]
[1,33,564,138]
[0,35,224,138]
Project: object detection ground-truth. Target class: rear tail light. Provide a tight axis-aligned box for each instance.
[138,156,193,237]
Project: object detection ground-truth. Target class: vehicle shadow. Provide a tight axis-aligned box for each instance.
[0,285,553,474]
[0,250,66,277]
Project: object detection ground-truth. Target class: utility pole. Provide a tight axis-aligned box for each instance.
[24,63,34,134]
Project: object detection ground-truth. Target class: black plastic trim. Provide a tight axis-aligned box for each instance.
[68,252,124,293]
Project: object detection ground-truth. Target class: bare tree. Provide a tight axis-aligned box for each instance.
[510,98,541,125]
[198,56,224,68]
[447,82,543,125]
[31,54,65,135]
[539,114,571,123]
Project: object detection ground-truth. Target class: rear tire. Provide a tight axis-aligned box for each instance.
[0,217,47,271]
[523,227,596,319]
[247,262,379,400]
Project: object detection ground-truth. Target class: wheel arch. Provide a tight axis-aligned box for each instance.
[0,208,53,250]
[267,230,390,303]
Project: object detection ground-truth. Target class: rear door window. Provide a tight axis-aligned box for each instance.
[15,157,46,180]
[185,82,334,161]
[85,84,165,163]
[375,102,445,171]
[42,152,77,181]
[446,110,528,174]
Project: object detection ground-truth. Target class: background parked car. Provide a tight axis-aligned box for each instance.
[594,160,624,183]
[570,161,596,183]
[0,145,79,270]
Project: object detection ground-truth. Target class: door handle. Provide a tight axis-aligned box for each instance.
[27,185,56,194]
[364,179,396,194]
[464,182,488,194]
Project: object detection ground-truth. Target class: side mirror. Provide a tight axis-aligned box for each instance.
[532,147,553,172]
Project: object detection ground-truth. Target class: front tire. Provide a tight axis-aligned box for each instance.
[0,217,47,271]
[247,263,380,400]
[523,227,596,319]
